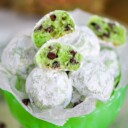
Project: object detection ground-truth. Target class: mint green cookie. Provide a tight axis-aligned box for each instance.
[87,15,126,46]
[35,41,83,71]
[32,10,75,48]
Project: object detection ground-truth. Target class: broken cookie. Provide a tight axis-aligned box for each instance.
[35,40,83,71]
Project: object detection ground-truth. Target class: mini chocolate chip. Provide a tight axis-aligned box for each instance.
[50,14,56,21]
[35,25,43,31]
[91,22,100,30]
[108,22,117,33]
[0,122,6,128]
[22,99,30,106]
[103,33,110,38]
[70,50,77,57]
[70,58,77,64]
[65,24,71,31]
[62,17,66,20]
[73,100,82,108]
[108,22,115,29]
[47,52,56,60]
[52,61,60,68]
[45,26,53,33]
[48,46,52,50]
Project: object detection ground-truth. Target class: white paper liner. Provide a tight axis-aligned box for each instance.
[0,9,128,126]
[0,68,96,125]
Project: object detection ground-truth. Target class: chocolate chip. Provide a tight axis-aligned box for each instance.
[22,99,30,106]
[91,22,100,30]
[70,58,77,64]
[35,25,43,31]
[73,100,82,108]
[45,26,53,33]
[50,14,56,21]
[62,17,66,20]
[70,50,77,57]
[108,22,117,33]
[108,22,115,29]
[0,122,6,128]
[48,46,52,50]
[47,52,56,60]
[52,61,60,68]
[103,33,110,38]
[65,24,71,31]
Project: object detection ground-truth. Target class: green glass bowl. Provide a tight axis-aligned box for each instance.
[2,86,127,128]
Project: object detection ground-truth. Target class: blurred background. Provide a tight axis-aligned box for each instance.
[0,0,128,128]
[0,0,128,24]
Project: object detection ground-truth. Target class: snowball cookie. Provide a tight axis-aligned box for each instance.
[26,68,72,109]
[100,48,121,86]
[100,48,120,77]
[69,59,114,101]
[88,15,126,46]
[35,41,83,71]
[1,35,36,78]
[58,26,100,58]
[32,10,75,48]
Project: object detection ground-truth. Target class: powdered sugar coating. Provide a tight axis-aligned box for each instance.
[69,59,114,101]
[26,68,72,109]
[100,48,120,78]
[1,35,36,78]
[58,26,100,58]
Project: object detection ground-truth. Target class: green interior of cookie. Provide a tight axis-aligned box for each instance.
[88,16,126,45]
[35,42,83,71]
[33,11,75,48]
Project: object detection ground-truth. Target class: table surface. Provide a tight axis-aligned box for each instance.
[0,9,128,128]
